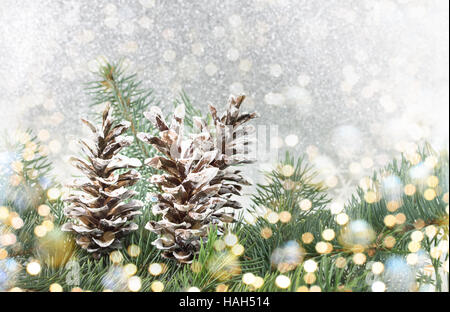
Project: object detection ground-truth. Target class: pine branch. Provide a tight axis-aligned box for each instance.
[0,130,58,260]
[87,61,156,160]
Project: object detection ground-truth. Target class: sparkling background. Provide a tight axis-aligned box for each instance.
[0,0,448,203]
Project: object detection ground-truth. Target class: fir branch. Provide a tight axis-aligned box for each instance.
[87,61,155,160]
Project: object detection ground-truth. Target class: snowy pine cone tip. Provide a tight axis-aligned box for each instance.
[62,103,143,258]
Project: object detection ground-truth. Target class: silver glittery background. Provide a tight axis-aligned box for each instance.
[0,0,448,204]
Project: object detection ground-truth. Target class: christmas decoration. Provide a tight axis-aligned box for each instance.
[61,103,143,258]
[0,62,447,294]
[136,95,258,263]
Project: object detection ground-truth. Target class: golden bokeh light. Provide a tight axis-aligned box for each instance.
[364,191,377,204]
[410,231,424,242]
[149,263,163,276]
[372,281,386,292]
[408,241,421,253]
[110,250,123,264]
[261,227,273,239]
[424,189,436,201]
[315,241,333,254]
[301,232,314,244]
[275,275,291,289]
[299,199,312,211]
[335,257,347,269]
[304,272,316,284]
[26,261,41,276]
[352,253,366,265]
[427,176,439,188]
[216,284,229,292]
[37,205,51,216]
[383,215,397,228]
[127,244,141,257]
[303,259,318,273]
[336,213,349,225]
[406,253,418,265]
[266,211,279,224]
[384,236,396,249]
[231,244,245,256]
[371,262,384,275]
[296,286,309,292]
[279,211,292,223]
[151,281,164,292]
[49,283,63,292]
[395,213,406,225]
[242,273,256,285]
[224,233,238,246]
[404,184,416,196]
[128,276,142,292]
[124,263,137,277]
[47,188,61,200]
[322,229,335,241]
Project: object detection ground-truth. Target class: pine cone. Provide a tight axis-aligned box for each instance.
[62,103,143,258]
[137,95,258,263]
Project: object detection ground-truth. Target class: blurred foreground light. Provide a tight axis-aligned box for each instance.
[49,283,63,292]
[216,284,228,292]
[335,257,347,269]
[425,225,438,239]
[149,263,163,276]
[151,281,164,292]
[384,236,396,249]
[285,134,299,147]
[127,244,141,257]
[252,276,264,289]
[47,188,61,201]
[37,205,51,216]
[353,253,367,265]
[404,184,416,196]
[301,232,314,244]
[322,229,335,241]
[275,275,291,289]
[110,251,123,264]
[330,202,344,214]
[296,286,309,292]
[242,273,255,285]
[411,231,424,242]
[26,261,41,275]
[128,276,141,292]
[372,281,386,292]
[266,211,279,224]
[303,259,317,273]
[281,165,295,177]
[424,189,436,201]
[304,272,316,284]
[231,244,245,256]
[224,233,238,246]
[279,211,292,223]
[299,199,312,211]
[0,206,9,220]
[124,263,137,277]
[336,213,349,225]
[406,253,418,266]
[371,262,384,275]
[0,248,8,260]
[261,227,273,239]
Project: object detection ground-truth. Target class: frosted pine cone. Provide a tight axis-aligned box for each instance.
[137,95,258,263]
[62,103,143,258]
